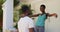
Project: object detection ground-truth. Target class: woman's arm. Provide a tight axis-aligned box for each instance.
[47,13,58,18]
[29,13,41,17]
[20,13,40,17]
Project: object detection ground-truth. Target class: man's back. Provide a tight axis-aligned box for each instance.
[18,16,34,32]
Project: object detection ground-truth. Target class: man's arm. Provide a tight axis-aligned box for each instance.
[47,13,58,18]
[29,28,34,32]
[28,18,35,32]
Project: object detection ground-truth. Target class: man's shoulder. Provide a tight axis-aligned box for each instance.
[25,16,33,21]
[25,16,31,19]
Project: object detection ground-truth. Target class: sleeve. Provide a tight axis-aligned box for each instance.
[28,19,35,28]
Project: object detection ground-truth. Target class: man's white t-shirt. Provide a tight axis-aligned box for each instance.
[18,16,35,32]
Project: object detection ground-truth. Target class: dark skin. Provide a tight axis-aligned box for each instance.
[29,6,57,18]
[29,28,34,32]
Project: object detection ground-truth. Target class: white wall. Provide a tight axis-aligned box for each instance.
[30,0,60,32]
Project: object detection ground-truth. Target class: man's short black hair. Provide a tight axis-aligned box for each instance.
[40,4,46,9]
[21,5,29,13]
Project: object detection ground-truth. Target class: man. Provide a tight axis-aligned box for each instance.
[18,5,35,32]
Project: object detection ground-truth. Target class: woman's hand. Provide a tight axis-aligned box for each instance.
[53,13,58,18]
